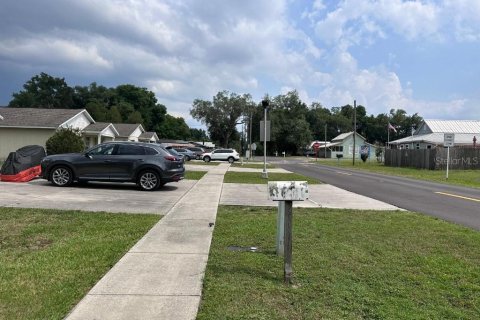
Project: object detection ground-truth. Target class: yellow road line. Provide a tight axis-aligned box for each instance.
[435,192,480,202]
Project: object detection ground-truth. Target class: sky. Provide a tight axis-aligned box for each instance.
[1,0,480,128]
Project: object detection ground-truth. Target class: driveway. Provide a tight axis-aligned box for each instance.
[0,179,196,214]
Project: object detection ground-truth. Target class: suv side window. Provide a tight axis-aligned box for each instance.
[88,144,115,155]
[215,149,228,154]
[144,147,158,155]
[117,144,145,155]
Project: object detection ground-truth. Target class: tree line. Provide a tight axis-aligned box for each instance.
[7,73,422,154]
[191,90,423,155]
[7,73,208,141]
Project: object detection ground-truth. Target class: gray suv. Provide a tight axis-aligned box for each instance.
[41,142,184,191]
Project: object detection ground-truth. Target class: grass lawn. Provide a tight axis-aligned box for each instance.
[316,158,480,188]
[224,171,320,184]
[198,206,480,319]
[0,207,159,320]
[184,170,207,180]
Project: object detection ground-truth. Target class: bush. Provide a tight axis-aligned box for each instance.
[46,127,85,155]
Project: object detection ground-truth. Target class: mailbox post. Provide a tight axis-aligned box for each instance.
[268,181,308,284]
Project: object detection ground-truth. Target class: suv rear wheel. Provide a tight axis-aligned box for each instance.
[203,156,211,162]
[51,166,73,187]
[138,170,160,191]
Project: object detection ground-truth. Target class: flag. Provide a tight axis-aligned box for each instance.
[388,122,397,133]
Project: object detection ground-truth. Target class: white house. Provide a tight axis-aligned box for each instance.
[389,120,480,149]
[83,122,119,148]
[316,131,376,159]
[139,131,159,143]
[112,123,145,142]
[0,108,95,159]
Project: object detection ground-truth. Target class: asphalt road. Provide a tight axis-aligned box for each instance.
[270,157,480,230]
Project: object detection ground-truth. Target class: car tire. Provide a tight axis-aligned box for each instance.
[50,166,73,187]
[185,155,191,161]
[227,157,235,163]
[138,170,161,191]
[204,156,211,162]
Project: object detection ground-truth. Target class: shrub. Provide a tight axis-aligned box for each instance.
[46,127,85,155]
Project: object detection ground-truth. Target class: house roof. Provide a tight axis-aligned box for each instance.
[390,133,478,145]
[423,120,480,133]
[112,123,144,137]
[83,122,119,136]
[391,119,480,145]
[139,131,159,140]
[332,131,367,142]
[0,107,93,128]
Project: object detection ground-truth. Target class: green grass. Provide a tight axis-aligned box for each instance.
[231,162,276,169]
[316,158,480,188]
[198,206,480,319]
[184,170,207,180]
[224,172,320,184]
[0,207,159,320]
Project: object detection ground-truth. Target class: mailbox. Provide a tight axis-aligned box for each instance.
[268,181,308,201]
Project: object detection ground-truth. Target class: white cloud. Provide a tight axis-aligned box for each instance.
[1,0,480,124]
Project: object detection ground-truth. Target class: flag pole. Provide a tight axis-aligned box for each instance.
[387,123,390,149]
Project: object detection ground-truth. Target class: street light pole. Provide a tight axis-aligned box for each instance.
[262,99,269,179]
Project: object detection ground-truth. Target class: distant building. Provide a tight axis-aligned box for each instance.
[316,132,376,159]
[389,119,480,149]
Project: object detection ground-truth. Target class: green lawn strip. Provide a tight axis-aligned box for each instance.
[184,170,207,180]
[224,171,320,184]
[231,162,276,169]
[187,161,220,166]
[0,207,159,320]
[316,158,480,188]
[198,206,480,319]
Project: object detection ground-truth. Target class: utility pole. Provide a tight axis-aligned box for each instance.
[353,100,356,166]
[262,99,269,178]
[249,112,253,160]
[324,123,327,158]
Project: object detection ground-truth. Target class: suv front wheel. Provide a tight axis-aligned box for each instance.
[227,157,235,163]
[138,170,160,191]
[50,166,73,187]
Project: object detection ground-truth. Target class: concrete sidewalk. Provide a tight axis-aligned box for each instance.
[65,162,399,319]
[65,163,230,320]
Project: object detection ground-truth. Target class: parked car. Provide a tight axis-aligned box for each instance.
[164,147,185,162]
[186,147,205,160]
[40,142,185,191]
[167,147,196,161]
[202,148,240,163]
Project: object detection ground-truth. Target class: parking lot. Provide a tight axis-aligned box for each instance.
[0,179,197,214]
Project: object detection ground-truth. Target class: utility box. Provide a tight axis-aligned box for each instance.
[268,181,308,201]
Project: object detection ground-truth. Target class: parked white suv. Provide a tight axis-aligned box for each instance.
[202,149,240,163]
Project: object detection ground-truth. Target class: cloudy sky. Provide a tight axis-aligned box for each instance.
[1,0,480,127]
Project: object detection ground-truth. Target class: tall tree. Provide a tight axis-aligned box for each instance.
[191,90,252,147]
[156,114,190,140]
[9,72,74,108]
[270,91,312,155]
[189,128,209,141]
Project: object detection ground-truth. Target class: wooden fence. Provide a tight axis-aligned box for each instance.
[385,148,480,170]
